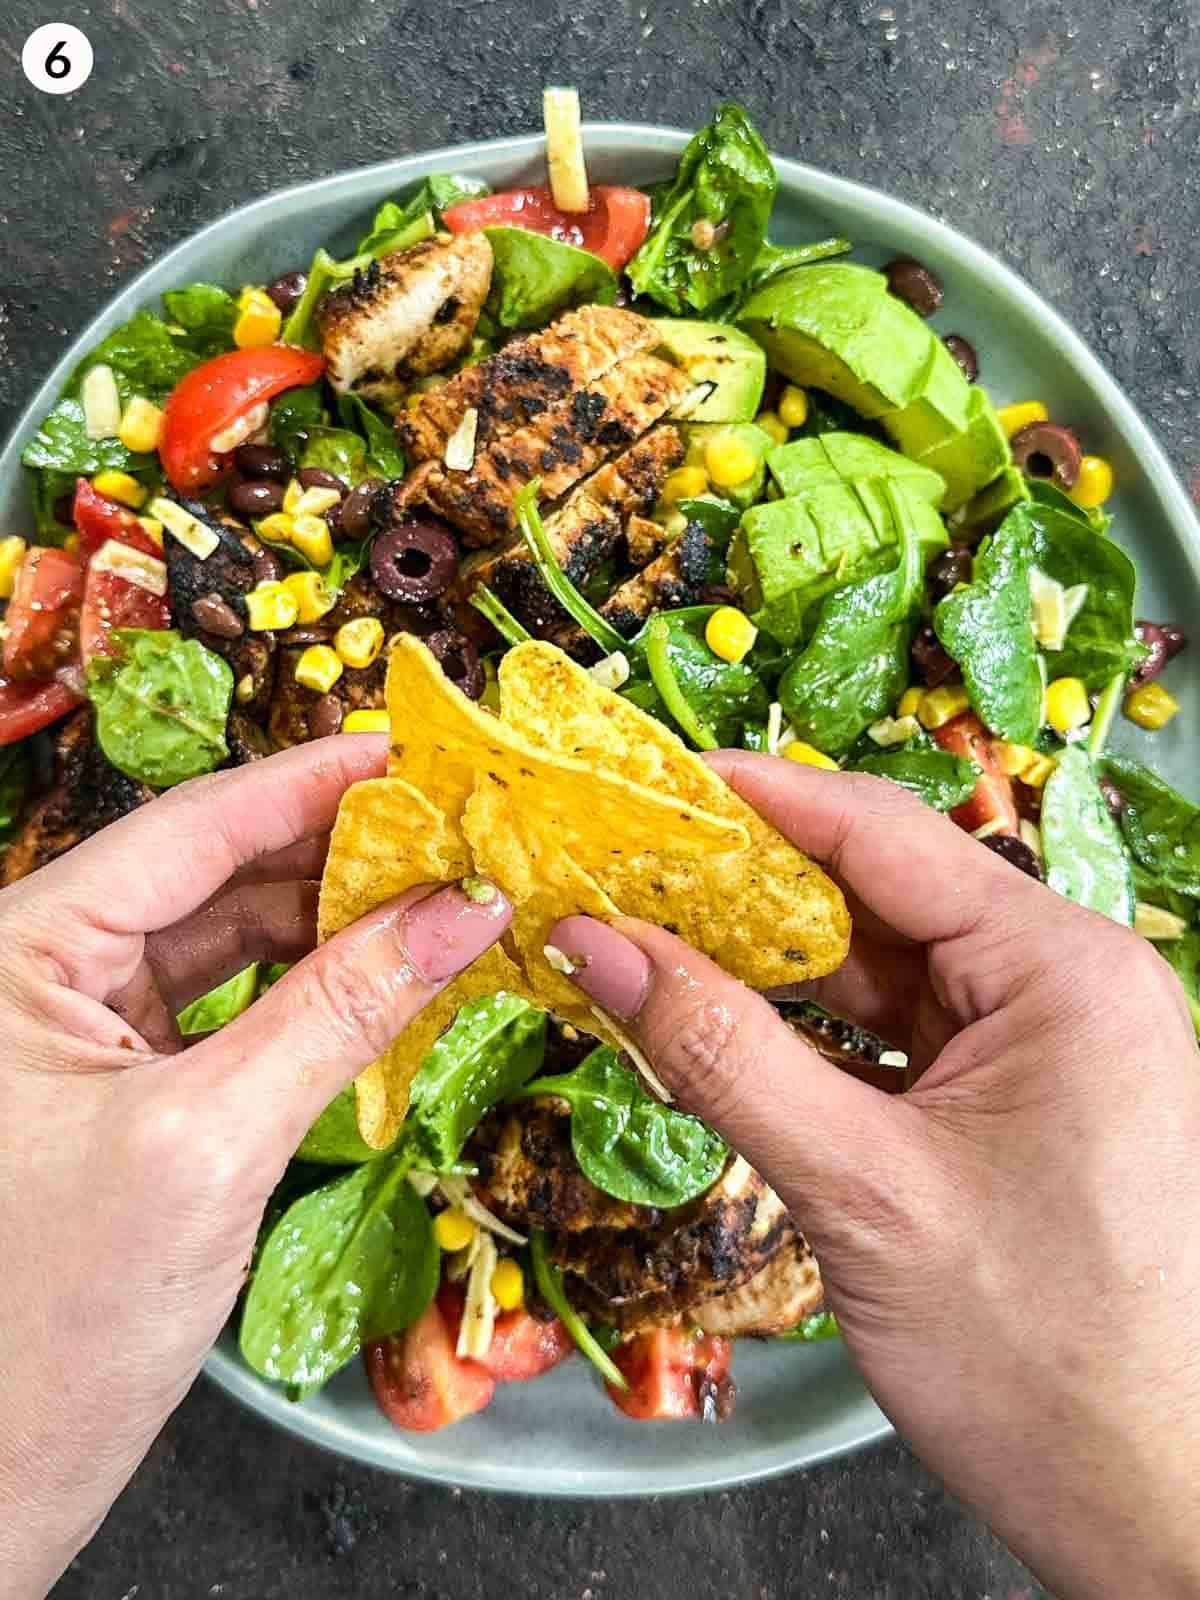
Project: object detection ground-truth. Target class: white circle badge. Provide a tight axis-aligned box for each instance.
[22,23,94,95]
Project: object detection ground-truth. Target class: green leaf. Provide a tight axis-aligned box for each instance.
[849,748,979,811]
[406,993,546,1172]
[778,479,924,755]
[1026,477,1111,536]
[745,237,852,294]
[240,1157,437,1388]
[625,607,771,749]
[21,397,155,477]
[529,1228,628,1389]
[627,103,778,315]
[161,283,239,358]
[86,629,233,788]
[269,384,327,458]
[282,211,436,349]
[296,1085,379,1165]
[1024,501,1143,690]
[356,172,488,254]
[0,743,30,845]
[177,963,259,1035]
[1158,927,1200,1034]
[68,308,201,400]
[934,511,1042,744]
[516,1045,727,1209]
[483,226,618,330]
[1100,755,1200,900]
[775,1310,841,1343]
[336,393,406,478]
[300,426,368,486]
[1040,745,1134,924]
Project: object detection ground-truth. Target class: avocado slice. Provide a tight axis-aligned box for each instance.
[730,475,949,645]
[652,319,766,422]
[953,464,1030,536]
[683,421,774,510]
[768,432,946,507]
[912,385,1010,510]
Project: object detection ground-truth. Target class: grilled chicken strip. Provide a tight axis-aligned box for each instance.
[317,233,493,408]
[692,1234,824,1338]
[2,710,152,884]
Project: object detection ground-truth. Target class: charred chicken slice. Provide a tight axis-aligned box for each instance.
[318,233,493,409]
[692,1234,824,1338]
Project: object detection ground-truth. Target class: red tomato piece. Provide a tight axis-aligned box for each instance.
[365,1299,495,1433]
[606,1327,735,1423]
[71,479,161,561]
[0,676,80,745]
[79,563,171,666]
[437,1284,574,1383]
[160,346,325,492]
[932,711,1020,838]
[3,547,83,681]
[443,184,651,271]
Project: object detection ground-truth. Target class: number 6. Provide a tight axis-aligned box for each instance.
[44,40,71,80]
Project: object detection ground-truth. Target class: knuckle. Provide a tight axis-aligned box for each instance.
[295,947,408,1062]
[651,992,766,1127]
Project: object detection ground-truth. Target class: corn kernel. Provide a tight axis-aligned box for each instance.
[434,1208,477,1253]
[62,533,80,556]
[256,512,295,544]
[490,1258,525,1312]
[283,479,304,515]
[1022,754,1057,789]
[704,606,758,664]
[897,686,924,719]
[1069,455,1114,510]
[282,570,334,624]
[783,741,839,771]
[994,741,1035,779]
[754,410,789,446]
[778,385,809,429]
[290,514,334,567]
[233,289,282,350]
[0,537,27,600]
[117,396,164,454]
[290,486,342,518]
[997,400,1049,440]
[294,644,343,693]
[1124,681,1180,731]
[235,673,255,704]
[91,469,147,509]
[917,684,970,729]
[1045,676,1091,733]
[335,616,385,670]
[1135,901,1190,941]
[245,581,299,632]
[342,708,390,734]
[137,517,164,547]
[662,465,709,504]
[704,434,759,488]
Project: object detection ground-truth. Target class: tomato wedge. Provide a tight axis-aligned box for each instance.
[0,676,80,745]
[3,547,83,681]
[443,184,651,271]
[72,479,161,561]
[160,346,325,492]
[79,562,171,666]
[438,1285,574,1382]
[364,1299,495,1432]
[932,711,1020,838]
[606,1327,735,1422]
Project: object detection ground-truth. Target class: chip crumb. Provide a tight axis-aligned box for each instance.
[460,874,500,905]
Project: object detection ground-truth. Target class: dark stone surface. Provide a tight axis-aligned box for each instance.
[2,0,1191,1593]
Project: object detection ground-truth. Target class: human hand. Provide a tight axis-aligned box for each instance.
[0,739,511,1599]
[550,753,1200,1600]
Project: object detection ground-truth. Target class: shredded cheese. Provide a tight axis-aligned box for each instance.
[766,701,784,756]
[867,714,922,748]
[669,380,718,419]
[146,497,219,560]
[878,1048,909,1069]
[437,1175,527,1246]
[91,539,168,596]
[81,364,122,441]
[445,1228,481,1285]
[543,943,578,975]
[589,650,631,692]
[972,817,1007,841]
[456,1230,499,1360]
[443,405,479,472]
[543,86,589,212]
[1019,819,1043,858]
[1029,565,1068,651]
[407,1169,438,1197]
[591,1008,674,1104]
[1134,902,1190,941]
[210,400,269,455]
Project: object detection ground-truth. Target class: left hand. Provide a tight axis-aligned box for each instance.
[0,738,512,1598]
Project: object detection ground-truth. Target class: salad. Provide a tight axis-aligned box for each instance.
[6,90,1194,1430]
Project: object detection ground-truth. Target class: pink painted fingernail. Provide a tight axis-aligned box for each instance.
[403,877,512,984]
[546,916,651,1020]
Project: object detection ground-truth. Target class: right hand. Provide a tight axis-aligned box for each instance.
[550,753,1200,1600]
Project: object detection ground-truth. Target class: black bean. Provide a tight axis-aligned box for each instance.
[250,545,284,586]
[370,519,459,602]
[265,271,307,314]
[911,625,957,687]
[1132,620,1188,685]
[234,443,290,481]
[943,334,978,381]
[340,478,385,539]
[983,833,1043,880]
[191,593,246,639]
[1010,422,1082,491]
[928,546,973,604]
[53,492,76,527]
[298,466,348,496]
[425,628,484,700]
[308,695,344,738]
[228,478,285,518]
[884,256,944,317]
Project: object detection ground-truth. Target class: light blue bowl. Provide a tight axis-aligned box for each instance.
[4,127,1195,1496]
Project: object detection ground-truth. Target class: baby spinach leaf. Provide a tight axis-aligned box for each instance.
[516,1045,727,1209]
[177,963,260,1036]
[1158,927,1200,1034]
[269,385,327,458]
[405,993,547,1172]
[68,308,202,399]
[336,393,406,478]
[775,1310,841,1343]
[87,628,233,789]
[778,479,924,756]
[934,511,1042,745]
[483,226,617,330]
[1024,502,1143,690]
[849,748,979,811]
[357,172,489,254]
[744,237,852,295]
[0,742,30,844]
[296,1085,380,1166]
[1100,755,1200,900]
[624,608,771,749]
[529,1228,628,1389]
[21,398,156,478]
[300,426,368,485]
[627,103,778,315]
[161,283,238,357]
[1040,745,1134,925]
[1026,478,1111,536]
[281,210,434,349]
[240,1156,437,1389]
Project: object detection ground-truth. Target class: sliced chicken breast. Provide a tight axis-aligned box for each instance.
[692,1234,824,1337]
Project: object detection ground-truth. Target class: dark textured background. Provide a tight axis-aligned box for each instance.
[4,0,1194,1593]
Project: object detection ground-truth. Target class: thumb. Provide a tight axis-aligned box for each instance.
[547,913,935,1256]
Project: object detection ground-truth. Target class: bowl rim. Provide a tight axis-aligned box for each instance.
[6,121,1197,1498]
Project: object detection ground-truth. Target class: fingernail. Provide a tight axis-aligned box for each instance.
[403,878,511,984]
[546,916,651,1020]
